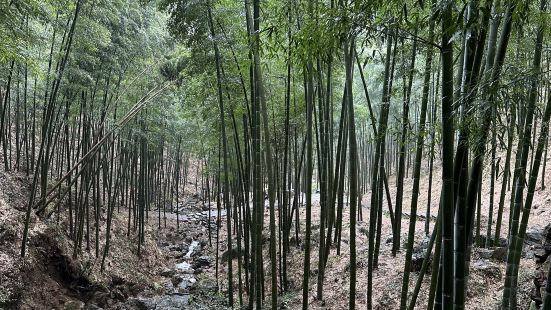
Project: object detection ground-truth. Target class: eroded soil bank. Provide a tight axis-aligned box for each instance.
[0,168,226,310]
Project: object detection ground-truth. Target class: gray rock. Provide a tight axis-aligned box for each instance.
[526,227,544,245]
[534,248,549,264]
[155,295,189,309]
[478,248,493,259]
[125,295,189,310]
[411,251,431,272]
[490,247,508,262]
[472,260,502,279]
[177,280,189,293]
[175,261,193,274]
[543,223,551,248]
[477,247,507,262]
[418,236,431,250]
[124,297,151,310]
[192,256,211,269]
[524,245,536,259]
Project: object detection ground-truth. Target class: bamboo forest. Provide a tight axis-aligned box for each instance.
[1,0,551,309]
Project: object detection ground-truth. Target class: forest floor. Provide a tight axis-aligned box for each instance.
[0,152,550,309]
[0,166,226,309]
[289,161,550,309]
[211,154,551,309]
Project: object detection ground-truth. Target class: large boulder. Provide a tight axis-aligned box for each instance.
[542,223,551,253]
[192,256,211,269]
[526,227,545,246]
[471,260,502,279]
[410,237,432,272]
[125,295,189,310]
[477,247,508,262]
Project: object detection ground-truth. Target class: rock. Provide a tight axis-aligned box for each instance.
[177,280,189,293]
[472,260,502,279]
[162,279,174,293]
[534,248,550,264]
[155,295,189,309]
[411,251,429,272]
[524,246,536,259]
[526,227,544,245]
[175,261,193,273]
[160,267,175,277]
[386,236,393,244]
[490,247,508,262]
[543,223,551,249]
[477,247,507,262]
[478,248,493,259]
[409,236,433,272]
[418,236,431,250]
[124,296,174,310]
[530,269,546,308]
[192,256,211,269]
[64,300,85,310]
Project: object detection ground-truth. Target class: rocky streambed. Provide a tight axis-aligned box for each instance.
[122,207,223,310]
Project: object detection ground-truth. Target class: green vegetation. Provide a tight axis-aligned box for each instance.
[1,0,550,309]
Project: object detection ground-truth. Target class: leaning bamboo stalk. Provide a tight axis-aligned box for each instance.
[35,82,170,214]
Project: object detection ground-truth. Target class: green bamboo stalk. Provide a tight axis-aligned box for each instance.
[440,0,455,307]
[399,15,432,309]
[502,1,545,307]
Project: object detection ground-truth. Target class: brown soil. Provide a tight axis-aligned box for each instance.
[211,151,551,309]
[0,167,186,309]
[1,150,549,309]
